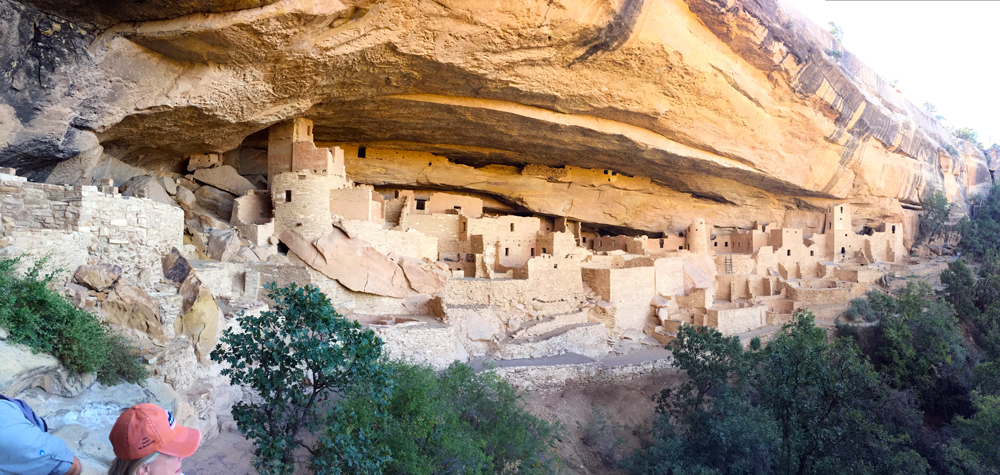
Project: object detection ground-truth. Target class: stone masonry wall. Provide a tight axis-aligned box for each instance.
[0,175,183,285]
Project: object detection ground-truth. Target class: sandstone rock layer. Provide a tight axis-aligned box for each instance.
[0,0,992,232]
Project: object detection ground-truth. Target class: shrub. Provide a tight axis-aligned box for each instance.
[211,282,393,475]
[824,48,843,59]
[943,144,959,157]
[341,361,562,475]
[844,297,877,322]
[0,257,146,384]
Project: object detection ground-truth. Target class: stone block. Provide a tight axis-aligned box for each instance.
[73,263,122,292]
[207,229,240,262]
[193,185,235,220]
[120,175,175,206]
[193,165,256,197]
[162,247,193,283]
[103,280,167,344]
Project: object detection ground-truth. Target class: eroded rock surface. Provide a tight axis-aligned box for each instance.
[0,0,990,232]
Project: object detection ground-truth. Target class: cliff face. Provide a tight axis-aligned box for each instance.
[0,0,991,238]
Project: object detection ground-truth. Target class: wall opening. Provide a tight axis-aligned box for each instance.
[554,264,558,269]
[510,223,515,232]
[277,242,289,255]
[659,239,664,248]
[357,146,367,158]
[678,246,683,250]
[810,250,814,256]
[542,248,547,254]
[285,190,292,202]
[787,249,791,256]
[531,248,535,256]
[505,248,509,256]
[582,237,587,243]
[461,222,467,232]
[840,206,843,213]
[454,206,462,210]
[841,247,846,254]
[892,225,896,233]
[416,199,426,210]
[724,242,728,247]
[307,125,312,136]
[714,242,718,247]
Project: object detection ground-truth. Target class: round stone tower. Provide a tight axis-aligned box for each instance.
[686,218,709,254]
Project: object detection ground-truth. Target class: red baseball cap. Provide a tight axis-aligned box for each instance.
[109,404,201,460]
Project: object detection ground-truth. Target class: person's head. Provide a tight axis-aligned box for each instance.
[107,404,201,475]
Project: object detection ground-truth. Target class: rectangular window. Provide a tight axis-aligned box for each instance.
[416,199,426,210]
[358,146,367,158]
[285,190,292,202]
[542,248,547,254]
[810,250,814,256]
[531,248,535,256]
[505,248,509,256]
[725,242,728,247]
[787,250,791,256]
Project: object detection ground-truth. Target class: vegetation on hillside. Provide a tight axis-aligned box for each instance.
[0,257,147,385]
[213,282,560,475]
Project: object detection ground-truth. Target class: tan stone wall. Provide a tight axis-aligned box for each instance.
[329,186,383,222]
[0,178,184,286]
[711,305,766,335]
[424,192,483,218]
[653,257,685,298]
[231,191,272,225]
[340,219,437,261]
[374,321,459,370]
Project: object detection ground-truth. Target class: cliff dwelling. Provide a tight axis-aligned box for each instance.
[0,0,993,472]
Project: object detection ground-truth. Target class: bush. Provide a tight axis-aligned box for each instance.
[340,361,562,475]
[844,297,877,322]
[211,282,393,475]
[0,257,146,384]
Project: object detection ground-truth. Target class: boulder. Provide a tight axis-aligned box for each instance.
[683,261,712,295]
[157,176,178,195]
[32,367,97,398]
[102,281,167,345]
[174,185,197,208]
[162,247,193,283]
[232,247,260,263]
[193,165,256,197]
[175,273,221,366]
[119,175,175,206]
[64,282,90,309]
[207,229,240,262]
[73,264,122,292]
[280,229,409,298]
[0,342,60,395]
[193,185,235,220]
[400,258,447,294]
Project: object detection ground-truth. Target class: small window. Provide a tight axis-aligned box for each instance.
[787,250,791,256]
[679,232,684,237]
[714,242,718,247]
[531,248,535,256]
[892,225,896,233]
[285,190,292,202]
[604,170,609,175]
[840,206,844,213]
[505,248,509,256]
[841,247,846,254]
[582,237,587,243]
[725,242,728,247]
[358,146,367,158]
[510,223,515,232]
[678,246,683,250]
[762,225,767,232]
[810,250,814,256]
[659,239,664,248]
[307,125,312,136]
[454,206,462,210]
[416,199,426,210]
[542,248,547,254]
[554,264,558,269]
[829,223,832,229]
[461,222,467,232]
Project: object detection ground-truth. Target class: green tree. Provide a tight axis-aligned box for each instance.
[211,282,393,475]
[942,392,1000,474]
[627,313,928,475]
[919,190,950,244]
[827,22,844,42]
[954,127,983,148]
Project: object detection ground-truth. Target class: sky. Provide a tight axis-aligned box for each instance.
[780,0,1000,146]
